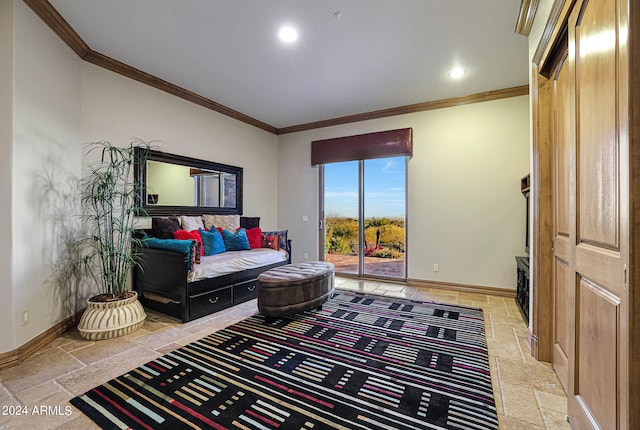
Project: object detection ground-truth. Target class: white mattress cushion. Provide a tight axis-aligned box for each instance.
[191,248,287,281]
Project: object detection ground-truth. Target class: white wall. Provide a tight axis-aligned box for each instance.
[0,0,16,354]
[80,63,280,230]
[278,95,530,290]
[2,1,279,354]
[10,0,83,351]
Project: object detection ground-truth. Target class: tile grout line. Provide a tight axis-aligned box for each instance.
[0,380,20,407]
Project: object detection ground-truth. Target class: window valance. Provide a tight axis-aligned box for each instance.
[311,128,412,165]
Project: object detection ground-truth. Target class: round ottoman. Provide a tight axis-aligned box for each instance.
[257,261,335,320]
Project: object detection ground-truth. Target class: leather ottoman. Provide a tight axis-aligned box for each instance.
[257,261,335,320]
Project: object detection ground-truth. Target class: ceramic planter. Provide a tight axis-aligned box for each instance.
[77,291,146,340]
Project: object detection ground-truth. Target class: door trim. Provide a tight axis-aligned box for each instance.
[319,159,408,281]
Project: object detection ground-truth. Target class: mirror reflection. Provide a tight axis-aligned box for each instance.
[146,161,237,208]
[135,148,243,216]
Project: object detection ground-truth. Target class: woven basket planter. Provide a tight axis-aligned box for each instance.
[78,291,146,340]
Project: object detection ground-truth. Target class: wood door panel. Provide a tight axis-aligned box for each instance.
[568,0,627,428]
[554,235,571,259]
[576,277,619,430]
[554,55,571,238]
[553,258,571,392]
[576,0,619,249]
[552,44,572,394]
[575,243,623,293]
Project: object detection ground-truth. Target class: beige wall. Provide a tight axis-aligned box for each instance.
[0,0,15,353]
[8,0,83,352]
[1,1,279,353]
[278,95,530,290]
[80,63,280,230]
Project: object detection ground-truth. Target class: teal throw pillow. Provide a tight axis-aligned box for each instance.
[200,228,226,255]
[221,228,251,251]
[142,237,195,270]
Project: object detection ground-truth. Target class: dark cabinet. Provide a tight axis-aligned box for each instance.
[515,256,529,324]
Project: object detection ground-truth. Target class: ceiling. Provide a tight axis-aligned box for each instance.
[47,0,529,131]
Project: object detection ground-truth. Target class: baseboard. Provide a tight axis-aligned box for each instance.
[529,328,542,360]
[406,278,516,298]
[0,311,82,370]
[527,327,535,351]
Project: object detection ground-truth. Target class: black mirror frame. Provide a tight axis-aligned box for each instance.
[134,147,243,216]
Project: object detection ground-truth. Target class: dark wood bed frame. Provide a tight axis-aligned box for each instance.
[133,241,291,323]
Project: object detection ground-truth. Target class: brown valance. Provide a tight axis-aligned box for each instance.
[311,128,413,165]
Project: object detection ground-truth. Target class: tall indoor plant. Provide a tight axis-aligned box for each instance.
[77,140,148,340]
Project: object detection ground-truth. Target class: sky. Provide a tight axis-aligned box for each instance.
[324,156,406,219]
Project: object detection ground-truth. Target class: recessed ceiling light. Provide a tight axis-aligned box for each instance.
[448,67,465,79]
[278,26,298,44]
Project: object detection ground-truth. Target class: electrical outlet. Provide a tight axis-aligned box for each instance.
[21,308,29,326]
[433,264,439,272]
[303,252,309,260]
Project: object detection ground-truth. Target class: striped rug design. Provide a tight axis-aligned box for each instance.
[70,290,498,429]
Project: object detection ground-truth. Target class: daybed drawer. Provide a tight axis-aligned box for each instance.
[189,287,232,318]
[234,279,258,302]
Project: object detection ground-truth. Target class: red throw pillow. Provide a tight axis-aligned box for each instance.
[263,234,280,250]
[243,227,263,249]
[174,229,204,256]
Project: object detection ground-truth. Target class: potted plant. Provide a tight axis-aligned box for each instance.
[77,140,148,340]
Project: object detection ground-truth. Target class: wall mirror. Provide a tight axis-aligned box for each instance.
[134,148,243,216]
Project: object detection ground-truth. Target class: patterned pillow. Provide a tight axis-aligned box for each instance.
[193,241,201,264]
[262,230,288,251]
[203,214,240,231]
[263,234,280,250]
[180,215,204,231]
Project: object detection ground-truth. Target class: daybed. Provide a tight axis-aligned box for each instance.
[133,215,291,322]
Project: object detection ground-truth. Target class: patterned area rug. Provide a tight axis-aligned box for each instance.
[70,290,498,429]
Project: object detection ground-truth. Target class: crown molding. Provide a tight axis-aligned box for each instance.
[83,50,278,134]
[515,0,540,36]
[277,85,530,135]
[23,0,530,136]
[23,0,89,57]
[22,0,277,134]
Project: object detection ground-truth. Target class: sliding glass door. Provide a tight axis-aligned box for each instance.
[363,157,406,278]
[322,156,406,280]
[322,161,359,275]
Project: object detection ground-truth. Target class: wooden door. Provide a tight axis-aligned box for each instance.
[567,0,628,428]
[533,0,638,428]
[551,48,573,394]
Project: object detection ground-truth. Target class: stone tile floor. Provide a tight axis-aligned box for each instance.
[325,254,405,278]
[0,277,570,429]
